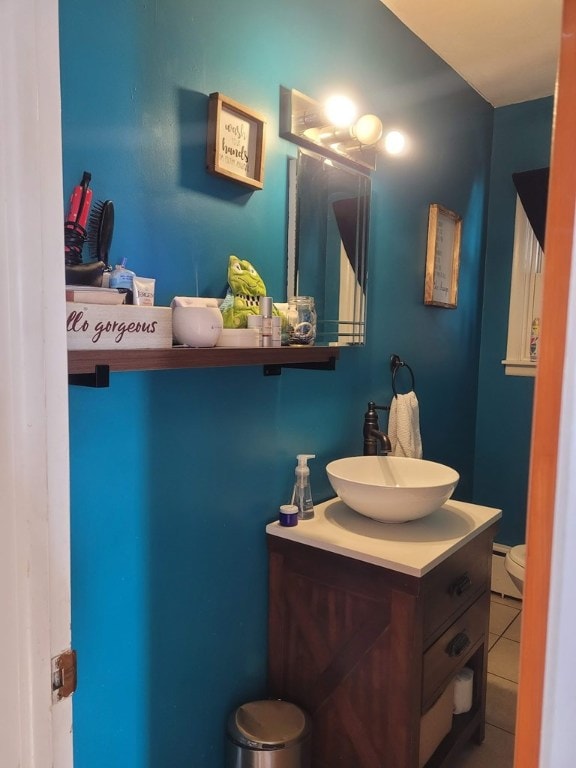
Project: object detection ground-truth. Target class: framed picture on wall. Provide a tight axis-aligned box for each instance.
[424,204,462,308]
[206,92,266,190]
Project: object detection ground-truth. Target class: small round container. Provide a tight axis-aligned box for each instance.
[286,297,317,346]
[172,306,223,347]
[279,504,299,527]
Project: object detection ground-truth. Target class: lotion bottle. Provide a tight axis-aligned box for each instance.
[260,296,273,347]
[291,454,315,520]
[109,258,136,303]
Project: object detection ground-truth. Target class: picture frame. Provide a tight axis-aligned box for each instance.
[206,92,266,190]
[424,204,462,308]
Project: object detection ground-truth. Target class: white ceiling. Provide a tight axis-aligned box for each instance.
[379,0,563,107]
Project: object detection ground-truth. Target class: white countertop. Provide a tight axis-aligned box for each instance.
[266,497,501,577]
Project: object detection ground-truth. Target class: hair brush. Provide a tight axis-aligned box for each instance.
[87,199,115,266]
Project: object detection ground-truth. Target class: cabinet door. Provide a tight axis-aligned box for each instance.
[268,540,422,768]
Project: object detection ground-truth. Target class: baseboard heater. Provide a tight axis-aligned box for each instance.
[491,544,522,600]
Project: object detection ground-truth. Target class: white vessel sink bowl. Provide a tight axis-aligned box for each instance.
[326,456,460,523]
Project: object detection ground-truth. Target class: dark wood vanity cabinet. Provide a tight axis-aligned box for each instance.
[267,523,497,768]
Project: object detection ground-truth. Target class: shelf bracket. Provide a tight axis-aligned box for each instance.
[263,358,337,376]
[68,365,110,388]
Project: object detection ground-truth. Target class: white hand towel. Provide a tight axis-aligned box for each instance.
[388,392,423,458]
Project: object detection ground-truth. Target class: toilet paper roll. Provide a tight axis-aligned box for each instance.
[453,667,474,714]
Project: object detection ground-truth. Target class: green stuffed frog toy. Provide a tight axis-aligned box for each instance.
[220,254,282,329]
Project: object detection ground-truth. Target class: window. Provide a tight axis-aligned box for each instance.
[503,197,544,377]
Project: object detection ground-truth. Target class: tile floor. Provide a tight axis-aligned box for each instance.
[455,593,522,767]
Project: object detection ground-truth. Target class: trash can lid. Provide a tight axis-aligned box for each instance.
[228,700,310,749]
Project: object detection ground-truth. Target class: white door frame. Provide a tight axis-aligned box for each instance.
[0,0,72,765]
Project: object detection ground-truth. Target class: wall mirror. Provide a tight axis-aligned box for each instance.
[287,149,370,345]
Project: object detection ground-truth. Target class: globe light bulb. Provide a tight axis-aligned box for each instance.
[352,114,383,146]
[384,130,406,156]
[324,95,357,128]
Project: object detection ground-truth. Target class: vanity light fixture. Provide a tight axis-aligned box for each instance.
[280,86,383,172]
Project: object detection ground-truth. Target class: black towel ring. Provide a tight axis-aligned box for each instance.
[390,354,416,397]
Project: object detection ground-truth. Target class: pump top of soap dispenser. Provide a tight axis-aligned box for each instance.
[295,454,315,477]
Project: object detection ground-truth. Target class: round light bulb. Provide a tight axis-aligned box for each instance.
[324,95,357,128]
[353,114,383,146]
[384,130,406,156]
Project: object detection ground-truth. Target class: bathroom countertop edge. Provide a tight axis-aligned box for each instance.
[266,497,502,577]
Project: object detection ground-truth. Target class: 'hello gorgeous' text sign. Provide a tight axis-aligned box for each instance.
[66,304,172,350]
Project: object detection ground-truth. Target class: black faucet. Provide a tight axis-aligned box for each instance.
[363,401,392,455]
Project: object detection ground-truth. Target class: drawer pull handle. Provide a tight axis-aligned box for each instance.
[446,632,470,658]
[449,573,472,597]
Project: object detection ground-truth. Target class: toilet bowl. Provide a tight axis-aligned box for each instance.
[504,544,526,594]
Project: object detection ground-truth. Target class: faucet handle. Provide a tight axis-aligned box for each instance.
[367,400,390,412]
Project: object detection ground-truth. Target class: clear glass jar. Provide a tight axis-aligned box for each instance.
[286,296,317,346]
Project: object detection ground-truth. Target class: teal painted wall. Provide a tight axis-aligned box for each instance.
[61,0,493,765]
[474,97,553,546]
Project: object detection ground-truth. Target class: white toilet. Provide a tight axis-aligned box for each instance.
[505,544,526,594]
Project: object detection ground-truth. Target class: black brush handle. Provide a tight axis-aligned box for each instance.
[98,200,115,266]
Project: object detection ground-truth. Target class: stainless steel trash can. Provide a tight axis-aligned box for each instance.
[226,699,311,768]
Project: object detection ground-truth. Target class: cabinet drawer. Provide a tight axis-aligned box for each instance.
[422,527,493,644]
[422,590,489,712]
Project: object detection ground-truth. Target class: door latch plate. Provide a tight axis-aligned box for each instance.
[51,649,77,699]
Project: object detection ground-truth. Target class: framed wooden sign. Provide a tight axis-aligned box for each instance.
[206,92,266,190]
[424,204,462,308]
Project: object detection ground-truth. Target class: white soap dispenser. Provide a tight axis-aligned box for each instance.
[291,454,316,520]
